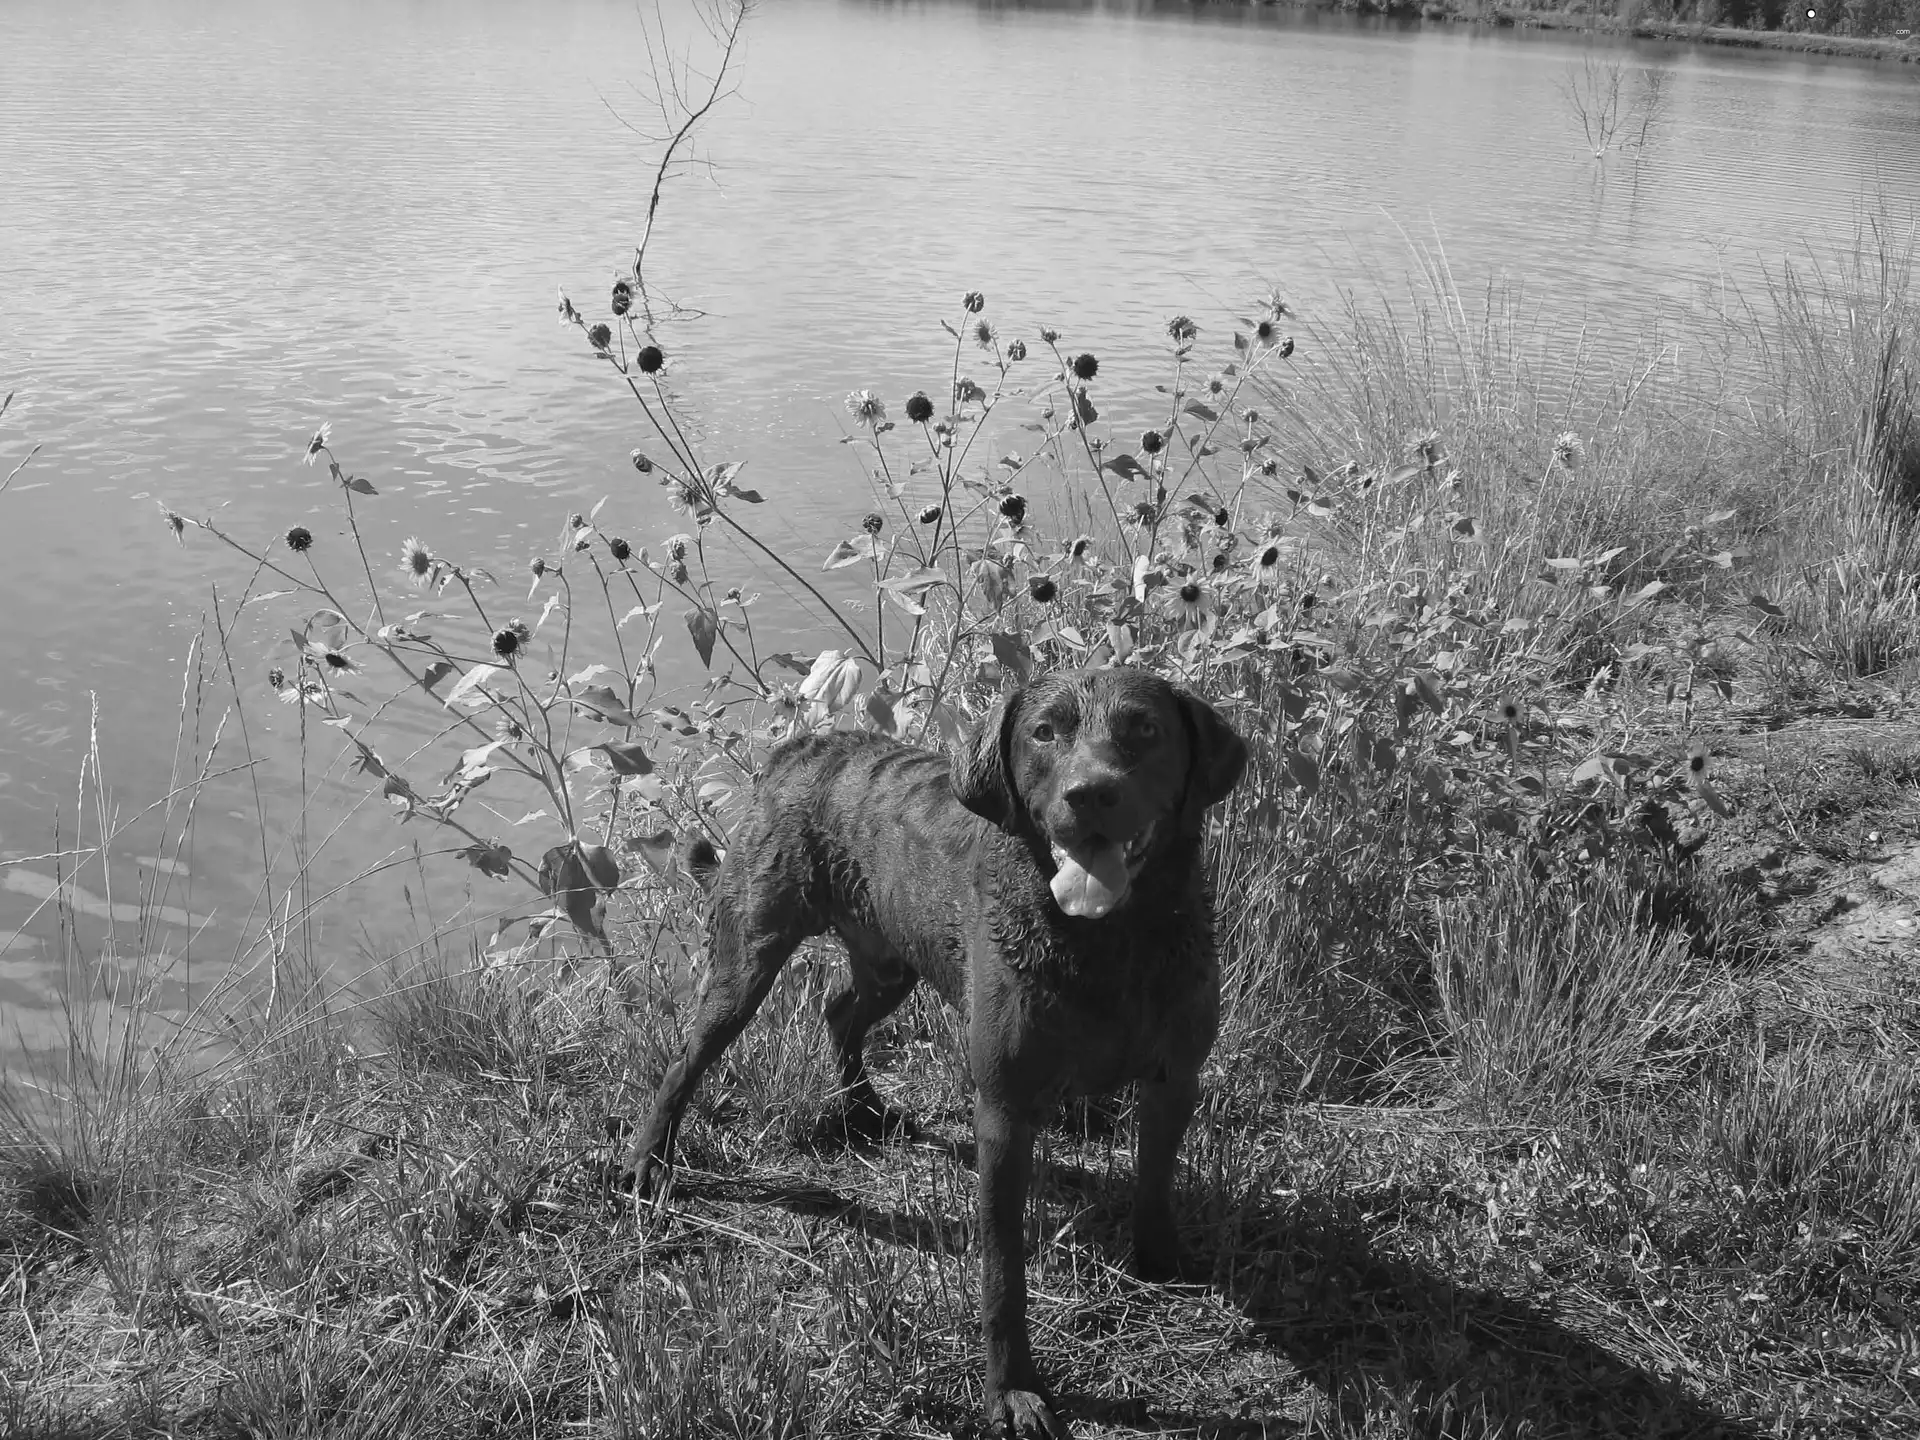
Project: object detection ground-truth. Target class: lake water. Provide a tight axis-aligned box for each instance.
[1,0,1916,1056]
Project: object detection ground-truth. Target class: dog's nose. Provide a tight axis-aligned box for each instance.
[1062,778,1120,813]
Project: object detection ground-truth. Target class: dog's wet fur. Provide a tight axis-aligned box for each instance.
[626,668,1248,1438]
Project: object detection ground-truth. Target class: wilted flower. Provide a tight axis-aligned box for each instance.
[998,494,1027,527]
[905,392,935,424]
[1028,574,1058,604]
[1212,507,1231,529]
[916,503,943,525]
[1255,543,1283,586]
[491,620,532,660]
[630,449,654,473]
[1006,339,1027,362]
[1067,535,1095,569]
[1169,579,1212,626]
[1242,408,1261,425]
[724,585,743,602]
[665,476,704,516]
[1140,429,1164,455]
[845,390,887,428]
[267,666,285,689]
[557,288,581,325]
[320,648,358,673]
[159,504,186,544]
[861,512,885,535]
[1552,431,1583,468]
[1070,353,1098,381]
[668,560,689,584]
[285,526,313,554]
[303,423,330,466]
[1167,315,1198,343]
[530,556,550,581]
[1210,551,1230,573]
[588,323,612,351]
[1277,337,1295,359]
[665,533,691,562]
[1299,591,1317,612]
[400,536,434,587]
[1039,327,1059,345]
[964,291,986,314]
[1255,317,1280,345]
[611,279,633,316]
[637,344,664,374]
[974,320,994,348]
[609,536,632,562]
[1126,500,1157,529]
[1259,457,1280,477]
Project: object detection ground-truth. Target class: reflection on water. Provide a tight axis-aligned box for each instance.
[0,0,1916,1049]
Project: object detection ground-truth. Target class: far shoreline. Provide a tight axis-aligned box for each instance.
[1242,0,1920,64]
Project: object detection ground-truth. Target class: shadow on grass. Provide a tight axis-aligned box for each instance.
[725,1146,1760,1439]
[1193,1192,1759,1439]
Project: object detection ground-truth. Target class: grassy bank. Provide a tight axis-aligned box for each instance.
[4,216,1920,1437]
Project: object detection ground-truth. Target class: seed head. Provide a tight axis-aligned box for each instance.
[637,345,664,374]
[917,504,942,525]
[905,392,935,424]
[666,534,689,562]
[1006,339,1027,362]
[609,537,631,562]
[285,526,313,553]
[630,449,654,473]
[1167,315,1197,343]
[491,621,531,660]
[611,280,633,317]
[964,291,986,314]
[861,512,884,535]
[1028,574,1058,604]
[1039,327,1060,345]
[668,560,689,584]
[587,323,612,351]
[1140,429,1164,455]
[1070,352,1098,381]
[998,494,1027,527]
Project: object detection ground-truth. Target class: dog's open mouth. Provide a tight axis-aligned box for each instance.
[1047,824,1156,919]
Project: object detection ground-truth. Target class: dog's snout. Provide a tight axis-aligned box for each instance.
[1062,777,1121,813]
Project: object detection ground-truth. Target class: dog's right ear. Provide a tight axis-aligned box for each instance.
[951,686,1022,827]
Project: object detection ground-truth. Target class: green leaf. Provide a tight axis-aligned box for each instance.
[595,740,654,776]
[345,476,378,495]
[459,841,513,880]
[572,685,642,725]
[685,606,719,668]
[443,663,504,710]
[1185,401,1219,422]
[1102,453,1146,481]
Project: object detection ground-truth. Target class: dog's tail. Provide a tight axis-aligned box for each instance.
[680,834,725,891]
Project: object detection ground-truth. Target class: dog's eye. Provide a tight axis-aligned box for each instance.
[1135,718,1160,743]
[1031,722,1055,743]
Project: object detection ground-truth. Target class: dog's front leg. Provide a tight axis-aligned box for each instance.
[975,1093,1070,1439]
[1132,1068,1200,1282]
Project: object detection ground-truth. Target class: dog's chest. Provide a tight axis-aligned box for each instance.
[985,848,1218,1094]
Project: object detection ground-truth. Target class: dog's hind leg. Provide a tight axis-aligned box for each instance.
[625,875,815,1196]
[823,929,920,1143]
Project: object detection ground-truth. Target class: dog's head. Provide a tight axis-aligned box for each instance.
[952,668,1248,920]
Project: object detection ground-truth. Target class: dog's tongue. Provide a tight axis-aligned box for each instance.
[1049,839,1130,919]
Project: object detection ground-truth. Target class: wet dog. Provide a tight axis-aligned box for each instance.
[626,667,1248,1437]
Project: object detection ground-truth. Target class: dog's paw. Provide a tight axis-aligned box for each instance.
[826,1098,920,1148]
[996,1389,1070,1439]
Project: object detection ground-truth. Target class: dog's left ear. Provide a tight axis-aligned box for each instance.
[1177,689,1249,826]
[951,685,1023,828]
